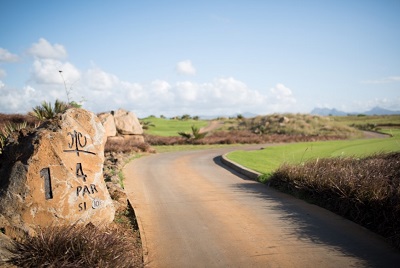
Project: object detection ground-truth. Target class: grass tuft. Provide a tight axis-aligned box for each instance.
[7,223,141,268]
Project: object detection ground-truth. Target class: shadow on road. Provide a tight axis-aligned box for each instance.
[214,156,400,267]
[213,155,253,181]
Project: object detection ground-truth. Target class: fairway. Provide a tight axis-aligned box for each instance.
[141,117,209,137]
[227,129,400,174]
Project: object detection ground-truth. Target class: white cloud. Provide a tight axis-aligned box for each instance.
[0,80,4,89]
[269,83,296,103]
[84,67,119,91]
[0,69,6,78]
[31,59,81,85]
[28,38,67,60]
[350,97,400,112]
[0,85,45,113]
[167,77,267,116]
[176,60,196,75]
[151,80,174,102]
[124,82,147,104]
[0,48,19,62]
[176,81,198,101]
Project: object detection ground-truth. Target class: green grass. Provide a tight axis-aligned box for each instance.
[227,129,400,174]
[141,116,208,137]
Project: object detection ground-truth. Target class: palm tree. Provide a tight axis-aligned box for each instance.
[178,125,207,140]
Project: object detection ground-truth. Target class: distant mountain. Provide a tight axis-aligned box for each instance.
[365,107,400,115]
[310,108,348,116]
[311,106,400,116]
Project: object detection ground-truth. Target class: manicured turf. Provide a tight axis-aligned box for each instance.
[227,129,400,174]
[141,117,208,137]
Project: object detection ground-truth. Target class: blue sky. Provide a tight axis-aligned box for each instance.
[0,0,399,117]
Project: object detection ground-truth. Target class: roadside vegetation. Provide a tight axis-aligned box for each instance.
[227,127,400,249]
[269,152,400,249]
[7,222,142,267]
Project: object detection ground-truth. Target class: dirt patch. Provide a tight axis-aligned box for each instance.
[362,131,391,139]
[200,120,223,133]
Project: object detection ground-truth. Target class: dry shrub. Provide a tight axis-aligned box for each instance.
[269,152,400,248]
[238,113,360,137]
[7,223,141,268]
[143,134,187,145]
[0,113,39,130]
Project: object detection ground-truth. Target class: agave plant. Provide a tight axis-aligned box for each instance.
[30,99,70,121]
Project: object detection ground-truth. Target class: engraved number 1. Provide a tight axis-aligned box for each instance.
[40,168,53,200]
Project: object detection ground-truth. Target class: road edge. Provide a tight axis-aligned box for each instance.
[220,153,262,180]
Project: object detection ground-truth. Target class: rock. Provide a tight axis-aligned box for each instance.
[98,112,117,137]
[107,135,125,143]
[0,108,115,237]
[106,182,128,213]
[114,109,143,135]
[123,134,145,143]
[279,116,290,123]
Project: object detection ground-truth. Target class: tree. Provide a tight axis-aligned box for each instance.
[181,114,191,120]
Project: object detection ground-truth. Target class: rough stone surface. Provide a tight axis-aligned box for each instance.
[106,181,128,213]
[114,109,143,135]
[98,112,117,137]
[0,108,115,237]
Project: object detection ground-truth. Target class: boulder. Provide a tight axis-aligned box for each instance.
[114,109,143,135]
[123,134,145,143]
[98,112,117,137]
[278,116,290,123]
[0,108,115,237]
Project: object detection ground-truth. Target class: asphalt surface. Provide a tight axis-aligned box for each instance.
[123,146,400,268]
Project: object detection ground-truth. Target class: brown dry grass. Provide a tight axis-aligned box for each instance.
[0,113,38,130]
[7,219,142,268]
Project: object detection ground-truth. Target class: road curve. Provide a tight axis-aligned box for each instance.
[123,146,400,268]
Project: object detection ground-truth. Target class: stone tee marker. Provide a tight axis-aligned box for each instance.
[0,108,115,235]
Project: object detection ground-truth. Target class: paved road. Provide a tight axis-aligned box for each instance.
[124,146,400,268]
